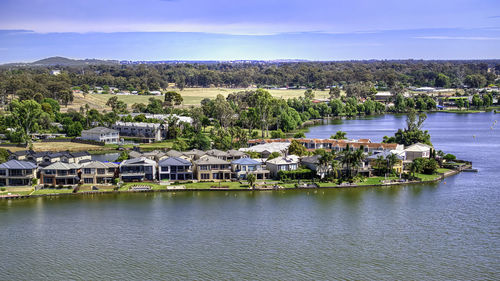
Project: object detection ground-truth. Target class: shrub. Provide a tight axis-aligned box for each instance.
[293,132,306,138]
[1,187,6,191]
[443,153,457,161]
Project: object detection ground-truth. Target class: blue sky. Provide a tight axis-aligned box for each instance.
[0,0,499,63]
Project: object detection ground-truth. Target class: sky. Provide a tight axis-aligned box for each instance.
[0,0,499,63]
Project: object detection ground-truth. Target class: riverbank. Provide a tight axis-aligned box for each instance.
[0,166,466,200]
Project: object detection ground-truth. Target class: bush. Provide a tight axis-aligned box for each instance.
[31,178,38,186]
[293,132,306,138]
[443,153,456,161]
[1,187,6,191]
[270,129,286,139]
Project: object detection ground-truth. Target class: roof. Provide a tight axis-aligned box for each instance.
[42,162,81,170]
[120,157,157,166]
[266,155,300,165]
[12,150,35,156]
[227,149,247,157]
[231,158,261,165]
[128,151,143,158]
[367,151,404,160]
[194,155,230,165]
[405,143,432,152]
[81,161,118,169]
[113,122,163,129]
[0,160,37,169]
[183,149,206,157]
[82,127,118,134]
[301,155,321,164]
[70,151,91,157]
[240,142,290,154]
[159,157,192,166]
[206,149,230,157]
[166,150,184,157]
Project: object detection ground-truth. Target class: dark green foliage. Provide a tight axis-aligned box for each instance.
[443,154,456,161]
[0,148,9,164]
[189,134,211,150]
[288,140,308,156]
[278,168,314,181]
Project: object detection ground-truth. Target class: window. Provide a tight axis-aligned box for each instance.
[201,173,210,180]
[0,170,6,176]
[83,168,92,174]
[84,178,94,184]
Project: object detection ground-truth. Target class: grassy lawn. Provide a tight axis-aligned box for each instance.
[184,182,248,189]
[436,168,452,174]
[0,187,34,196]
[32,188,74,195]
[442,109,482,113]
[138,141,174,150]
[77,185,116,193]
[357,176,399,186]
[66,88,330,112]
[415,173,441,181]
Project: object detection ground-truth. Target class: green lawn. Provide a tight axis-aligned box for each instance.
[436,168,452,174]
[357,176,399,186]
[184,182,248,189]
[415,173,441,181]
[442,109,482,113]
[0,187,34,196]
[138,141,174,150]
[32,188,74,195]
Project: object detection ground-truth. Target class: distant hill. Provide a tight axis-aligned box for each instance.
[2,56,120,67]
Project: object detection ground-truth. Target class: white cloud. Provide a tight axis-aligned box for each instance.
[415,36,500,40]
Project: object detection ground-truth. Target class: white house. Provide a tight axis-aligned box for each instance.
[265,155,300,178]
[404,143,432,161]
[81,127,119,144]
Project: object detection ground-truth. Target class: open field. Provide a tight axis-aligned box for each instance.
[0,142,112,152]
[63,88,330,112]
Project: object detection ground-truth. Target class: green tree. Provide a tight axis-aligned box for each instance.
[164,91,183,107]
[329,87,341,100]
[465,74,487,88]
[189,134,211,150]
[267,152,281,160]
[66,121,83,137]
[331,131,347,140]
[246,173,256,189]
[8,99,43,145]
[435,73,450,88]
[304,89,315,100]
[288,140,308,156]
[293,132,306,138]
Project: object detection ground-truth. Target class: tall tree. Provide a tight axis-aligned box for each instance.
[9,99,43,146]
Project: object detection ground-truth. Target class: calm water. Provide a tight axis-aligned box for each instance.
[1,112,499,280]
[91,152,120,162]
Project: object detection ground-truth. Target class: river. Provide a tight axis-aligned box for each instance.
[0,112,499,280]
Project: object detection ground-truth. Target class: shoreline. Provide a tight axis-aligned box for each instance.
[0,167,465,200]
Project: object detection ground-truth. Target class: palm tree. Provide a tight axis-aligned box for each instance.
[247,173,256,190]
[386,153,399,177]
[341,144,353,178]
[331,159,341,179]
[375,155,386,176]
[317,150,334,179]
[350,148,364,177]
